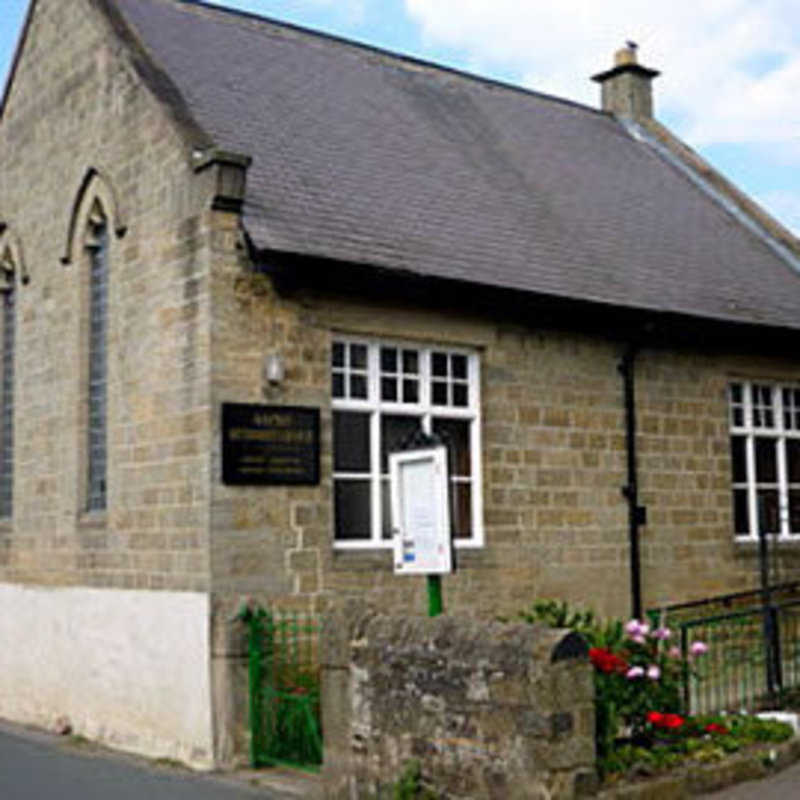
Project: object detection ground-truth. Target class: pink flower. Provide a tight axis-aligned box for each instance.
[690,641,709,656]
[668,646,682,659]
[625,620,650,640]
[626,666,645,679]
[652,627,671,641]
[625,619,643,636]
[646,664,661,680]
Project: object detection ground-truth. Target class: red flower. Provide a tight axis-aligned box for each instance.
[705,723,730,735]
[647,711,685,729]
[589,647,628,674]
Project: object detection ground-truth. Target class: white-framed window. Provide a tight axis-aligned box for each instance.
[729,381,800,539]
[331,337,483,549]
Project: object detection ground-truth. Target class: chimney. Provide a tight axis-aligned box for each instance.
[591,43,660,120]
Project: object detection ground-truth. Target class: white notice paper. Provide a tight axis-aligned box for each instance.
[389,446,452,575]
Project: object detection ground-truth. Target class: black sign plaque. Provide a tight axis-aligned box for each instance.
[222,403,320,486]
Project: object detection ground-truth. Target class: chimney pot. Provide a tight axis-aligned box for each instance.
[592,44,660,120]
[614,44,637,67]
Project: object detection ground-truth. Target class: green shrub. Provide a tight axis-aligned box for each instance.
[391,760,439,800]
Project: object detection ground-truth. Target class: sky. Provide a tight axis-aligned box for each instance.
[1,0,798,236]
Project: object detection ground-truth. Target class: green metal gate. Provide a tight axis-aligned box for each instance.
[239,605,323,770]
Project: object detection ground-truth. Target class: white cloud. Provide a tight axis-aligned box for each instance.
[404,0,800,152]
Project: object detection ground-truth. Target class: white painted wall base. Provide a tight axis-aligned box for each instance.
[0,583,214,768]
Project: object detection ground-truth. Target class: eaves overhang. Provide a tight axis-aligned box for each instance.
[252,246,800,355]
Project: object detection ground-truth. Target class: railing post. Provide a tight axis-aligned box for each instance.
[680,625,690,714]
[757,496,780,701]
[771,604,783,698]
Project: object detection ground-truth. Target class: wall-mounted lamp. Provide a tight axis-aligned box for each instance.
[264,352,285,387]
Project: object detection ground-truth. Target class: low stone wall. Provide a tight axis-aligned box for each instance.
[322,606,596,799]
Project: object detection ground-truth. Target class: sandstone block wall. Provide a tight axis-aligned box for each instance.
[0,0,221,761]
[321,607,595,800]
[0,0,215,592]
[208,274,800,628]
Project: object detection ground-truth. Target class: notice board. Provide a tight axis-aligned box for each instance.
[389,446,452,575]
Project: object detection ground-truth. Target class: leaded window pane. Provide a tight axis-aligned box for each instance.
[790,490,800,535]
[334,480,371,539]
[751,384,774,429]
[787,440,800,484]
[87,224,108,512]
[754,437,778,483]
[433,418,471,477]
[450,483,472,539]
[333,412,370,473]
[402,350,418,374]
[349,373,367,399]
[733,489,749,535]
[0,283,14,518]
[730,436,747,484]
[757,489,780,534]
[380,415,421,473]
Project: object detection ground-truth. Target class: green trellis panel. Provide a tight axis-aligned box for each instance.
[241,606,323,770]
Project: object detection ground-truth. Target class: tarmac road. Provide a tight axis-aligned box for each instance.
[5,714,796,800]
[0,720,291,800]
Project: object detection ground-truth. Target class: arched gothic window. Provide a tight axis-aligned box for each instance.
[0,247,16,519]
[85,203,108,512]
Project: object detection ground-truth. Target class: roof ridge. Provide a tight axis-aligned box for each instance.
[160,0,605,118]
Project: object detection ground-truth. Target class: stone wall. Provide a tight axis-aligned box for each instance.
[207,274,800,623]
[0,0,219,759]
[322,606,595,799]
[205,270,800,762]
[0,0,215,593]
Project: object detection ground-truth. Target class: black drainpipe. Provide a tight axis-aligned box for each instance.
[619,344,644,620]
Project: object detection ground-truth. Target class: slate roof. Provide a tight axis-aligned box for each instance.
[113,0,800,330]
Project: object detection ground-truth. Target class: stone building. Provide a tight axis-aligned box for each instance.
[1,0,800,768]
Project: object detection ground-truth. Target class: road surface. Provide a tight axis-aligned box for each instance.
[0,720,304,800]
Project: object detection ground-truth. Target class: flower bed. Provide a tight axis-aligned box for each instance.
[602,711,792,780]
[519,600,795,785]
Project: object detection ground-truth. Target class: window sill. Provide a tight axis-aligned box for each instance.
[331,540,485,571]
[333,538,483,551]
[0,518,12,533]
[78,511,108,529]
[734,536,800,552]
